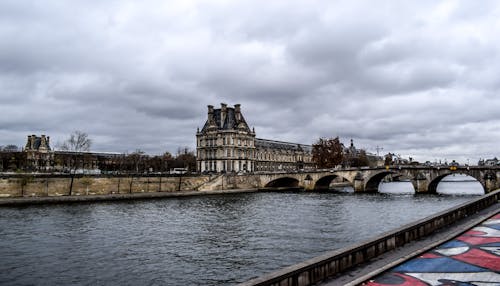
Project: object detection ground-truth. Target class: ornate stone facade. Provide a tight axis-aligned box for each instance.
[196,104,313,173]
[254,139,312,172]
[24,134,54,170]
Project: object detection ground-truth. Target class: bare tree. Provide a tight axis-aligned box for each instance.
[60,131,92,195]
[60,131,92,152]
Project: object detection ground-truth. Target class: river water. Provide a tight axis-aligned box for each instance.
[0,180,485,285]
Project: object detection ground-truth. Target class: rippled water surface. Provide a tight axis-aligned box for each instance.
[0,190,479,285]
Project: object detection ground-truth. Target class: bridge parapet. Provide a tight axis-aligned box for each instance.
[202,166,500,193]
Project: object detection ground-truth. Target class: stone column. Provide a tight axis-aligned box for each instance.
[484,172,497,193]
[411,178,429,193]
[412,172,429,193]
[353,172,365,192]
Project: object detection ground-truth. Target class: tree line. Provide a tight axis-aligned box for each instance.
[311,137,372,168]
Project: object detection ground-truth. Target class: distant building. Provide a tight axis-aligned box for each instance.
[22,134,122,173]
[384,152,410,165]
[196,103,314,173]
[24,134,54,171]
[478,157,499,166]
[344,139,383,167]
[254,138,311,172]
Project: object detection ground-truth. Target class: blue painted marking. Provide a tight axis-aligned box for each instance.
[486,224,500,231]
[440,240,469,248]
[481,242,500,247]
[393,257,488,273]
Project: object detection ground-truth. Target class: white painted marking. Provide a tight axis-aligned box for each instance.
[471,226,500,237]
[479,246,500,256]
[482,219,500,225]
[434,246,469,256]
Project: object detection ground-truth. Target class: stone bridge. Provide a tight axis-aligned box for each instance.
[222,166,500,193]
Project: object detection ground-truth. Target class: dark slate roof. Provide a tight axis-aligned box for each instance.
[201,107,251,132]
[255,138,312,152]
[33,137,42,149]
[26,136,51,151]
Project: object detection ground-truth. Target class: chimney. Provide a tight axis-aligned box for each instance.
[234,104,241,121]
[220,103,227,128]
[41,135,50,151]
[46,136,51,150]
[31,134,36,149]
[25,135,32,150]
[207,105,214,123]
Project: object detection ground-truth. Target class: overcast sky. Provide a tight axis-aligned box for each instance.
[1,0,499,163]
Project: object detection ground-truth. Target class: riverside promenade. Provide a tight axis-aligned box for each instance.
[359,211,500,285]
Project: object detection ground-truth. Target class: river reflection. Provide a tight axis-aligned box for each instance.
[0,191,481,285]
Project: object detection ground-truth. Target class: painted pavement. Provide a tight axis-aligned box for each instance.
[362,213,500,286]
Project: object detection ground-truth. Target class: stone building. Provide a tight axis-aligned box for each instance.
[24,134,54,171]
[254,139,312,172]
[22,134,122,173]
[196,103,313,173]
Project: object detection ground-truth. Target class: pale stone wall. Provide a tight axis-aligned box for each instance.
[0,175,213,198]
[0,178,23,197]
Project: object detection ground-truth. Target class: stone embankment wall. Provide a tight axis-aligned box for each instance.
[0,174,221,197]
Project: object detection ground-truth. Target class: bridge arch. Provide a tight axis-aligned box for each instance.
[265,177,300,189]
[365,171,399,193]
[428,173,485,194]
[314,174,352,190]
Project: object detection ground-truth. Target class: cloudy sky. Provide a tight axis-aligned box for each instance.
[1,0,499,163]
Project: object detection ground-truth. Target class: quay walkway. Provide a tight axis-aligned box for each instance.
[357,211,500,285]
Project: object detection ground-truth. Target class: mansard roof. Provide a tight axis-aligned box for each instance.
[25,135,51,151]
[255,138,312,152]
[201,104,251,133]
[32,137,42,149]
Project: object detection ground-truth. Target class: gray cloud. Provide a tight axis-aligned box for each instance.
[1,0,499,163]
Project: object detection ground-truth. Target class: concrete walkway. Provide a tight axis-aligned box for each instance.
[359,211,500,285]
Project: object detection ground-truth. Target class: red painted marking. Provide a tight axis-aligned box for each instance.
[363,273,428,286]
[457,236,500,245]
[452,248,500,271]
[465,229,487,236]
[420,253,441,259]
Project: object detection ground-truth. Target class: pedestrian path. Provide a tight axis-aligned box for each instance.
[362,212,500,285]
